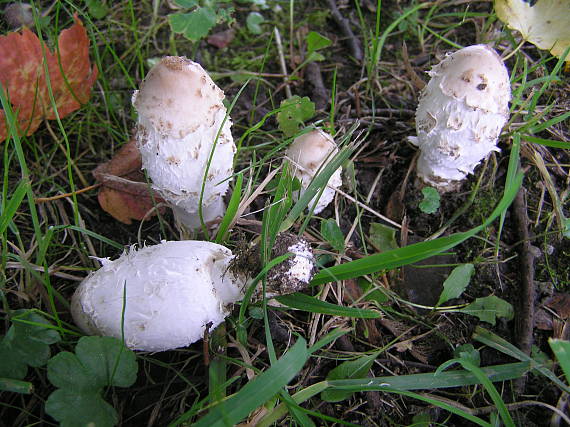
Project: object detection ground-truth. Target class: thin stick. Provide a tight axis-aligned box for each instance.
[274,27,292,99]
[512,187,536,393]
[35,183,101,203]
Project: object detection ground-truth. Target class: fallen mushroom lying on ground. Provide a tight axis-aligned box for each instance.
[71,233,316,352]
[286,128,342,213]
[410,44,511,190]
[133,56,235,229]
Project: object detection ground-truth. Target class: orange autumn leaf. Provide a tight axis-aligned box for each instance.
[0,15,98,142]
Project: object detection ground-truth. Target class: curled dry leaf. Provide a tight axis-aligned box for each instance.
[207,29,235,49]
[93,139,166,224]
[0,15,98,142]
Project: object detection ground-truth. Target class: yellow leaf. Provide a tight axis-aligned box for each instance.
[495,0,570,60]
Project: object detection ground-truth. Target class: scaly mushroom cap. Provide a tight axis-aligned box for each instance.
[286,129,342,214]
[133,57,236,227]
[71,241,245,352]
[413,45,511,190]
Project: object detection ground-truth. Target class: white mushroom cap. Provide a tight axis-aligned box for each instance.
[286,129,342,214]
[133,57,236,228]
[133,57,225,139]
[71,241,245,352]
[413,45,511,189]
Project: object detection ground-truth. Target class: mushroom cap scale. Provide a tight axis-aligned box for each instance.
[71,241,245,352]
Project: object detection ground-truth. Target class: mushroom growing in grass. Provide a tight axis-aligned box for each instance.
[410,45,511,190]
[133,56,235,229]
[71,233,316,352]
[286,128,342,214]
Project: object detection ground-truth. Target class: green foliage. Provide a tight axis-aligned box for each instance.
[358,279,389,305]
[369,222,398,252]
[456,296,514,325]
[246,12,265,34]
[277,96,315,137]
[85,0,109,19]
[320,218,345,252]
[419,187,441,214]
[311,161,523,285]
[168,0,234,42]
[474,327,570,394]
[305,31,332,62]
[549,339,570,384]
[437,357,515,426]
[454,344,480,367]
[45,336,138,427]
[321,351,380,402]
[276,293,380,319]
[191,338,309,426]
[0,310,61,384]
[563,216,570,238]
[437,263,474,306]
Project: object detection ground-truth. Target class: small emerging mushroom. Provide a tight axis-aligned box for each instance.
[286,128,342,213]
[71,233,316,352]
[133,56,235,229]
[410,45,511,190]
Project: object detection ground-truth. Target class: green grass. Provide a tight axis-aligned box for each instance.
[1,0,569,425]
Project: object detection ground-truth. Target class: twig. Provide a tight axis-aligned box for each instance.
[512,187,536,393]
[305,62,328,110]
[274,27,292,99]
[35,183,101,203]
[327,0,363,62]
[402,41,426,90]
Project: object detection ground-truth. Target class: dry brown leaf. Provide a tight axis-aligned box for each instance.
[93,139,166,224]
[0,15,98,142]
[207,29,235,49]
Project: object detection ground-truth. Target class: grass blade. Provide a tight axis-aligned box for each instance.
[327,361,529,391]
[214,172,243,244]
[276,293,380,318]
[549,339,570,385]
[0,179,29,235]
[473,327,570,394]
[189,338,309,427]
[311,170,523,285]
[0,378,33,394]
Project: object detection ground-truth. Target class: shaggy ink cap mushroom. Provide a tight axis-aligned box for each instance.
[133,56,236,229]
[71,234,316,352]
[412,45,511,190]
[71,241,245,352]
[286,128,342,214]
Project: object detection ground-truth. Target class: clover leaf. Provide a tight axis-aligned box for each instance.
[277,96,315,137]
[46,336,138,427]
[0,310,61,381]
[419,186,440,214]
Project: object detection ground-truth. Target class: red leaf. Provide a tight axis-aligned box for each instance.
[0,15,98,142]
